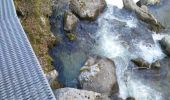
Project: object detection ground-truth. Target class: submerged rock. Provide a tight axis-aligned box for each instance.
[123,0,164,33]
[136,0,160,7]
[126,97,136,100]
[70,0,106,20]
[53,88,110,100]
[64,11,78,32]
[79,55,119,96]
[160,36,170,56]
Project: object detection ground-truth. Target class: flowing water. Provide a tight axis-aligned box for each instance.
[50,0,170,99]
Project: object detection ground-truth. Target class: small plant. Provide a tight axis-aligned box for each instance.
[66,33,77,41]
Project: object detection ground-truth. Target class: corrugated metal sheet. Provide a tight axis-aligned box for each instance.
[0,0,56,99]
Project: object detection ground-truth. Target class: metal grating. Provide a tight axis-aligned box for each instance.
[0,0,56,99]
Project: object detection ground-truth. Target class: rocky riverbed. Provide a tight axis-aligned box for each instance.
[49,0,170,100]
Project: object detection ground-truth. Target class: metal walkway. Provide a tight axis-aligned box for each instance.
[0,0,56,99]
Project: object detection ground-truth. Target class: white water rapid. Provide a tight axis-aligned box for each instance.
[95,0,166,100]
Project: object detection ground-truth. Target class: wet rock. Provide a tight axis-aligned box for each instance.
[79,55,119,96]
[64,11,78,32]
[126,97,136,100]
[136,0,160,7]
[123,0,164,33]
[70,0,106,20]
[151,60,161,68]
[160,36,170,56]
[131,58,150,69]
[111,95,123,100]
[131,58,161,69]
[53,88,110,100]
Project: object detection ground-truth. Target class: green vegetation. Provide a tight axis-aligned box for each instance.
[66,33,77,41]
[14,0,56,74]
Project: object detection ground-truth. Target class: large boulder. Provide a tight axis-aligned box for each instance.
[53,88,110,100]
[136,0,160,7]
[64,11,78,32]
[123,0,164,33]
[70,0,106,20]
[78,55,119,96]
[159,36,170,56]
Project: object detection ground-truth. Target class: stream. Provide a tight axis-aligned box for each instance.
[50,0,170,99]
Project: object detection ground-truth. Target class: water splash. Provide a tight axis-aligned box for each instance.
[128,78,163,100]
[133,33,166,63]
[106,0,140,8]
[105,0,124,8]
[96,0,165,99]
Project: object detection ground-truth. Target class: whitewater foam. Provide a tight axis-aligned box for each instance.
[106,0,140,8]
[134,33,166,63]
[97,0,164,100]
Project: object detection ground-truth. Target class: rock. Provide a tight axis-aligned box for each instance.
[136,0,160,7]
[131,58,161,69]
[64,11,78,32]
[70,0,106,20]
[159,36,170,56]
[126,97,136,100]
[151,60,161,68]
[53,88,110,100]
[46,70,63,89]
[16,8,25,17]
[46,70,58,85]
[131,58,150,69]
[141,5,148,12]
[123,0,164,33]
[79,55,119,96]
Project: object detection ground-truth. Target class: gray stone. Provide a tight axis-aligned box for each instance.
[126,97,136,100]
[131,57,150,69]
[79,55,119,96]
[160,36,170,56]
[131,57,161,69]
[46,70,58,84]
[136,0,160,7]
[141,5,148,12]
[151,60,161,68]
[53,88,110,100]
[123,0,164,33]
[64,11,78,32]
[70,0,106,20]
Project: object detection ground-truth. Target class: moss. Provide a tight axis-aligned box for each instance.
[66,33,77,41]
[50,79,64,90]
[80,67,90,72]
[14,0,56,73]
